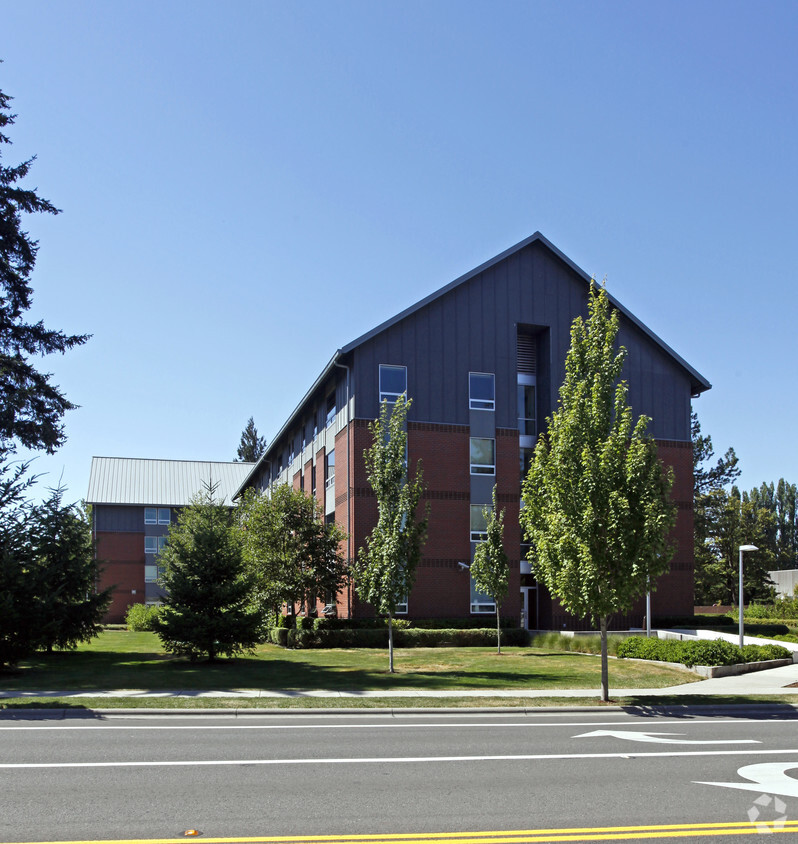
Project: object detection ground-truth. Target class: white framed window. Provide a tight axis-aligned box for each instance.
[379,364,407,404]
[158,535,167,553]
[325,449,335,489]
[470,437,495,475]
[144,508,157,525]
[469,372,495,410]
[144,536,158,555]
[470,576,496,614]
[470,505,488,542]
[395,594,408,615]
[144,564,158,583]
[158,508,170,525]
[518,374,537,436]
[326,393,337,428]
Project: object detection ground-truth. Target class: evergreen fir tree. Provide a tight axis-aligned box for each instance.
[235,417,266,462]
[0,84,89,453]
[156,483,262,661]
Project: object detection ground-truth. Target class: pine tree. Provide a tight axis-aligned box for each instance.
[156,483,262,661]
[235,417,266,462]
[27,486,112,651]
[352,394,427,672]
[521,282,676,702]
[470,485,509,654]
[0,84,89,453]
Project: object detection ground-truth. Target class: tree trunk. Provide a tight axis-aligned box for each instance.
[496,605,501,654]
[600,615,609,702]
[388,611,394,673]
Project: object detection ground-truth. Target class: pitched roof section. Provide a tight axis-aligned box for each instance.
[341,231,711,395]
[87,457,254,506]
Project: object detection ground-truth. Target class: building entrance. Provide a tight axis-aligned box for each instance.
[519,585,538,630]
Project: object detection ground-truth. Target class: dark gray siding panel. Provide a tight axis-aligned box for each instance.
[352,241,692,443]
[95,505,143,533]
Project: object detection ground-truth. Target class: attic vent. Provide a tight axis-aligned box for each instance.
[517,334,537,374]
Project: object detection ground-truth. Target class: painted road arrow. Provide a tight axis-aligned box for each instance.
[697,762,798,798]
[575,729,760,745]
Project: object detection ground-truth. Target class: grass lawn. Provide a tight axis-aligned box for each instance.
[0,630,699,695]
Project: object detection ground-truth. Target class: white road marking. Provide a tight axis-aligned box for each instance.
[575,729,760,745]
[0,717,796,732]
[4,748,798,769]
[697,762,798,798]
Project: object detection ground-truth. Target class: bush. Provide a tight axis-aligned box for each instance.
[267,626,528,649]
[529,632,626,656]
[617,636,791,667]
[125,603,162,632]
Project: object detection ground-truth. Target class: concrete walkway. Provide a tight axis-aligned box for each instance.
[2,662,798,701]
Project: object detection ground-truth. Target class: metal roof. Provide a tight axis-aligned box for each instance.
[87,457,254,506]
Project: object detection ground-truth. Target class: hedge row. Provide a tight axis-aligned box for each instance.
[278,616,518,632]
[268,627,529,649]
[617,636,791,668]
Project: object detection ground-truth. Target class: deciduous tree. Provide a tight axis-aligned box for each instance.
[238,484,347,623]
[352,394,427,672]
[520,282,676,702]
[470,485,509,654]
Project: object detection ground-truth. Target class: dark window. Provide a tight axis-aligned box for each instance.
[469,372,495,410]
[379,364,407,404]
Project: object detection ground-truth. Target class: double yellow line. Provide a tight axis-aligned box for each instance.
[10,821,798,844]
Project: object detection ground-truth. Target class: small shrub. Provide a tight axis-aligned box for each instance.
[617,636,791,667]
[125,603,162,632]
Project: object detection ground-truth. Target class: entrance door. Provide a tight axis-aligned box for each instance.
[520,586,538,630]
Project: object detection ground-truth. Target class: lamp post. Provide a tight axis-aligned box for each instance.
[738,544,759,649]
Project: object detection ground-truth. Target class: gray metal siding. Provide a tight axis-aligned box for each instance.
[352,242,693,442]
[94,505,144,533]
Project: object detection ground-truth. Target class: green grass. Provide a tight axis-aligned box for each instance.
[0,630,699,695]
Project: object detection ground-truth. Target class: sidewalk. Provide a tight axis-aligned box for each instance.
[2,662,798,701]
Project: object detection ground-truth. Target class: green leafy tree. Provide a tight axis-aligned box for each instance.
[470,485,509,654]
[238,484,347,623]
[0,84,89,453]
[520,282,676,702]
[236,417,267,463]
[352,394,428,672]
[156,483,262,661]
[27,486,111,651]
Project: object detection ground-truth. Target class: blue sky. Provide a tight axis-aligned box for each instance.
[2,0,796,502]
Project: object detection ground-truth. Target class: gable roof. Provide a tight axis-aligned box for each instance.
[341,231,711,394]
[234,232,710,497]
[87,457,253,507]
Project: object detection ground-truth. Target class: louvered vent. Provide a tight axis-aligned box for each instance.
[517,333,537,374]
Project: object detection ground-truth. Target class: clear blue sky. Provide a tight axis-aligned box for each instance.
[2,0,796,502]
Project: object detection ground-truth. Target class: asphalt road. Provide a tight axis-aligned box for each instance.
[2,708,798,843]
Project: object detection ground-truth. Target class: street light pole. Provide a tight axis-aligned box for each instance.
[738,544,759,649]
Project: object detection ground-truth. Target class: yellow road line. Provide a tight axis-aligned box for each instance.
[7,820,798,844]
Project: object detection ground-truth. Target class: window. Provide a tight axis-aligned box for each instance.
[395,593,408,615]
[145,565,158,583]
[158,535,167,553]
[470,438,495,475]
[469,372,495,410]
[144,508,157,524]
[470,505,488,542]
[144,536,158,555]
[300,471,305,492]
[311,463,317,495]
[518,377,536,436]
[325,449,335,489]
[519,446,535,490]
[379,364,407,404]
[158,508,170,525]
[326,393,337,427]
[470,576,496,614]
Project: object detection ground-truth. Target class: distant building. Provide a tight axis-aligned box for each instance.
[769,569,798,600]
[86,457,253,622]
[235,232,710,629]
